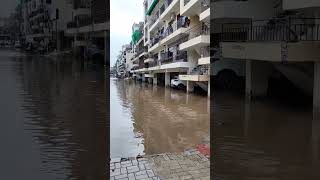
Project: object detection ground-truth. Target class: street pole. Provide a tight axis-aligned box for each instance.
[56,19,58,52]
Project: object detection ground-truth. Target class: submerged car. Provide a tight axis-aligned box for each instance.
[87,44,105,64]
[170,78,186,89]
[14,41,22,49]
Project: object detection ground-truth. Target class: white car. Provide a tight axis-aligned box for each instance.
[14,41,22,48]
[170,78,186,89]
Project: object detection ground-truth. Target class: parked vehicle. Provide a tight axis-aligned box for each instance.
[14,41,22,49]
[171,78,186,89]
[87,44,105,64]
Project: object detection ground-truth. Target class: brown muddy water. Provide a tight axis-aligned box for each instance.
[0,50,107,180]
[213,90,320,180]
[110,79,210,158]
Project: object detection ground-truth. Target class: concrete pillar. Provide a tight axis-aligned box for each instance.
[153,77,158,85]
[312,112,320,166]
[187,81,194,93]
[208,80,210,97]
[165,72,170,87]
[148,77,152,84]
[73,35,77,53]
[104,31,108,65]
[141,74,145,82]
[314,62,320,112]
[246,60,272,98]
[57,31,62,51]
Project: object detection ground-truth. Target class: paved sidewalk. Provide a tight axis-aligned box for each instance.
[110,149,210,180]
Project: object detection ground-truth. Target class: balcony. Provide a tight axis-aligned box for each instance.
[159,51,188,65]
[283,0,320,10]
[198,47,210,65]
[74,8,91,16]
[179,65,209,81]
[144,57,154,63]
[212,0,251,19]
[67,21,77,29]
[219,20,320,62]
[199,7,210,22]
[160,0,179,21]
[179,74,209,81]
[180,24,210,51]
[132,64,139,69]
[157,51,191,70]
[160,18,190,46]
[180,0,209,17]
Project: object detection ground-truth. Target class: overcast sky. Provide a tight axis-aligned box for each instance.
[110,0,144,66]
[0,0,18,17]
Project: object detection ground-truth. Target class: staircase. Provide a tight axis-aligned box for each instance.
[273,63,313,96]
[189,65,209,92]
[190,65,209,75]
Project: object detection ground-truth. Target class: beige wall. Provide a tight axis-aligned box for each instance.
[287,42,320,62]
[213,0,276,20]
[283,0,320,10]
[221,42,282,62]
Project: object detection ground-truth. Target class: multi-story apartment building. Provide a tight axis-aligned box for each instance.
[132,0,210,95]
[21,0,73,51]
[65,0,109,63]
[211,0,320,109]
[123,44,135,77]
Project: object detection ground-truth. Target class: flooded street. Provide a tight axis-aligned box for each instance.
[110,79,210,158]
[0,50,107,180]
[213,91,320,179]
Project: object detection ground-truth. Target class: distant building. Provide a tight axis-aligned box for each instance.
[21,0,73,51]
[65,0,109,63]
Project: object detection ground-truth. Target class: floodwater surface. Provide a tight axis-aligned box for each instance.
[213,91,320,180]
[110,79,210,158]
[0,50,107,180]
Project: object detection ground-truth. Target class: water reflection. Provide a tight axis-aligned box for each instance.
[111,80,209,158]
[213,91,320,179]
[0,50,107,180]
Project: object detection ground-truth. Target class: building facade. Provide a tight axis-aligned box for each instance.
[21,0,73,51]
[128,0,210,96]
[211,0,320,109]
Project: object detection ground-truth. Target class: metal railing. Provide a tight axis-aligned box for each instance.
[159,51,188,65]
[190,65,209,75]
[150,16,190,47]
[67,21,77,28]
[149,0,174,27]
[200,46,210,58]
[185,23,210,40]
[220,18,320,42]
[184,0,191,6]
[148,60,159,67]
[78,16,92,27]
[201,0,210,12]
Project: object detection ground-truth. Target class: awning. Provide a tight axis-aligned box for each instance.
[146,0,158,16]
[132,30,142,44]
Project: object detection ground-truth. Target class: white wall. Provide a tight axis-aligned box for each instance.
[283,0,320,10]
[49,0,73,31]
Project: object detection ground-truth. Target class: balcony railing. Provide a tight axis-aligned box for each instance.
[159,51,188,64]
[67,21,77,29]
[148,60,159,67]
[136,48,148,57]
[201,0,210,12]
[185,23,210,40]
[149,0,174,27]
[220,18,320,42]
[184,0,191,6]
[150,16,190,47]
[78,16,92,27]
[200,46,210,58]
